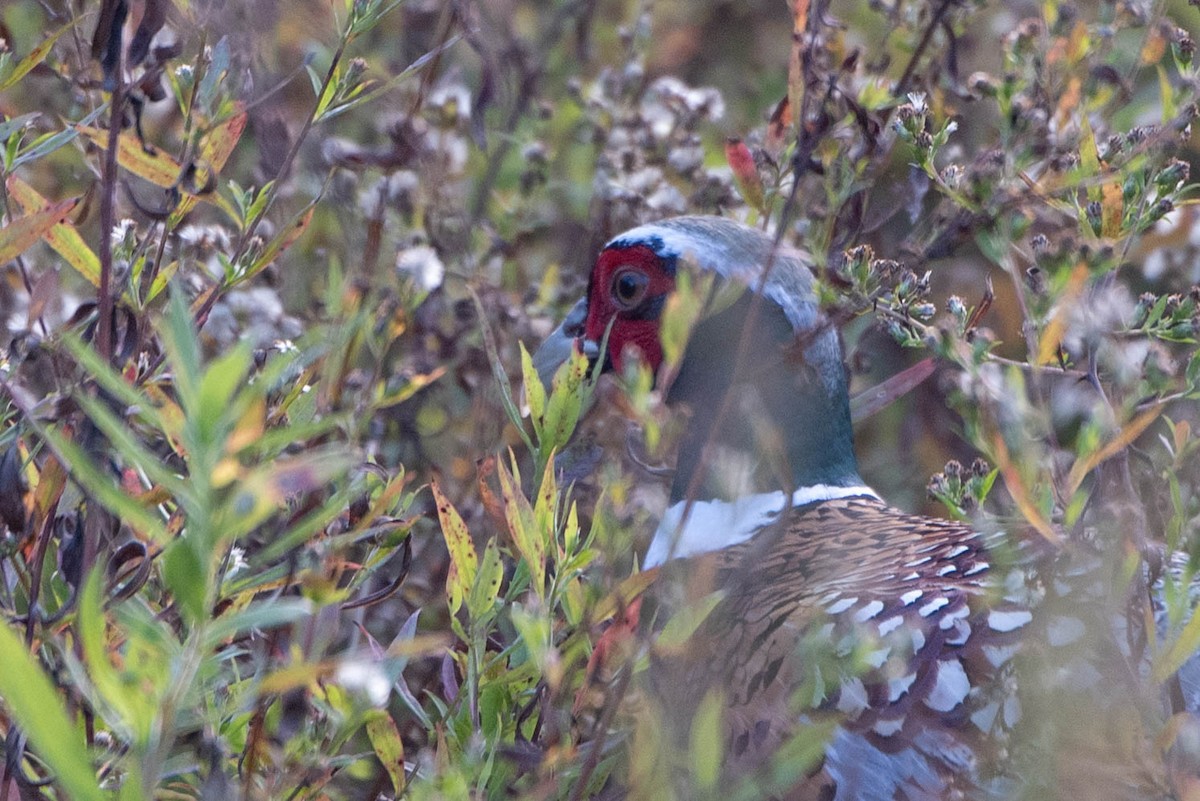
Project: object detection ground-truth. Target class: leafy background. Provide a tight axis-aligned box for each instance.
[1,0,1199,798]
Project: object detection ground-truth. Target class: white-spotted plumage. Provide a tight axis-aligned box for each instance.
[537,217,1200,801]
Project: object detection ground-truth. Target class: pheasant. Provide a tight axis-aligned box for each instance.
[533,216,1198,800]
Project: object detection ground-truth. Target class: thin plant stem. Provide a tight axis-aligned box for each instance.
[97,58,125,362]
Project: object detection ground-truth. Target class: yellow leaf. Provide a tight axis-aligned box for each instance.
[1078,116,1103,203]
[242,205,314,282]
[226,396,266,454]
[431,479,476,614]
[0,196,79,263]
[1066,20,1090,63]
[79,107,246,220]
[467,538,504,620]
[5,176,99,285]
[521,342,546,434]
[1101,181,1123,238]
[496,455,544,596]
[532,450,557,546]
[172,108,248,221]
[77,125,181,187]
[689,689,725,791]
[375,369,445,410]
[143,384,188,456]
[1036,263,1087,365]
[1067,405,1164,495]
[146,260,180,302]
[0,18,80,92]
[202,107,247,173]
[592,568,660,623]
[992,433,1059,544]
[1054,76,1081,129]
[1141,27,1167,65]
[260,661,332,693]
[211,457,241,488]
[365,710,406,795]
[1174,420,1192,455]
[1155,607,1200,684]
[787,0,809,137]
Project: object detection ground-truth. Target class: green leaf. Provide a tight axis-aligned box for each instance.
[193,342,253,448]
[40,424,169,544]
[656,590,725,650]
[659,269,711,375]
[510,604,552,673]
[0,112,39,143]
[1078,115,1102,203]
[255,481,357,563]
[468,285,534,453]
[158,289,203,414]
[59,333,164,429]
[162,538,209,625]
[313,63,339,119]
[1155,594,1200,682]
[315,36,462,122]
[562,498,580,555]
[238,204,315,284]
[468,539,504,622]
[690,688,725,790]
[11,105,104,169]
[0,18,80,91]
[77,569,158,745]
[521,342,546,440]
[0,618,105,801]
[72,391,191,504]
[1186,350,1200,392]
[220,450,355,541]
[540,346,588,458]
[976,468,999,502]
[204,598,313,648]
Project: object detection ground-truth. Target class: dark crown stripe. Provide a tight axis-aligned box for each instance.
[604,234,678,276]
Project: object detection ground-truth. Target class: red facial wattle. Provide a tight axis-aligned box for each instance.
[582,243,675,373]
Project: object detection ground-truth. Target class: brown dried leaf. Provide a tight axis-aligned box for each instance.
[850,357,936,422]
[766,95,793,154]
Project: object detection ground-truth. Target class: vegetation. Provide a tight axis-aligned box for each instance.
[0,0,1198,798]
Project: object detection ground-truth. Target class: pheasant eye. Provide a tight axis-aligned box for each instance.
[610,269,649,309]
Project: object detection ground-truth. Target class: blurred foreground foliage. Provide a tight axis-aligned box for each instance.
[0,0,1198,798]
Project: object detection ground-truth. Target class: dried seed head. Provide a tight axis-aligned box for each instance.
[968,71,999,96]
[1025,266,1046,295]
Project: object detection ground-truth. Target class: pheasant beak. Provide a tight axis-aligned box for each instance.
[532,297,596,389]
